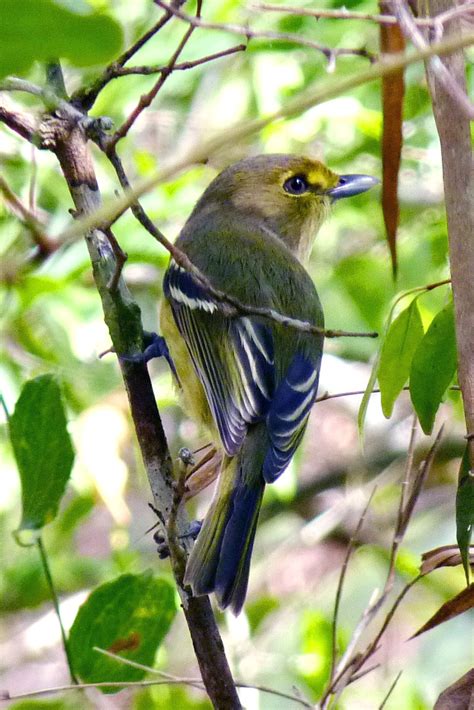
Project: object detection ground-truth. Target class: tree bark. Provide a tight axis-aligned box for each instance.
[425,0,474,466]
[49,115,241,709]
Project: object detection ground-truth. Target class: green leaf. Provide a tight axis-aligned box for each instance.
[378,299,424,418]
[68,572,177,692]
[9,375,75,537]
[456,447,474,584]
[409,301,457,435]
[0,0,123,78]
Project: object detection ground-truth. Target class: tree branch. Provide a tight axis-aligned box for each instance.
[110,44,246,77]
[53,28,474,248]
[388,0,474,119]
[0,103,37,143]
[155,0,376,62]
[45,112,241,709]
[71,4,180,110]
[425,0,474,466]
[108,1,203,148]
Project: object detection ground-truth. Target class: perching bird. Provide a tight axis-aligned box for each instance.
[160,154,378,614]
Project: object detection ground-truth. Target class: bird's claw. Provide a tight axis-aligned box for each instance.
[120,331,180,382]
[153,520,202,560]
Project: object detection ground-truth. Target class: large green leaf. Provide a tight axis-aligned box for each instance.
[9,374,75,537]
[456,447,474,584]
[409,301,457,434]
[378,299,424,418]
[0,0,123,78]
[68,572,178,692]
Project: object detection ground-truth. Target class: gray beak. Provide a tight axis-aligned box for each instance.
[327,174,380,201]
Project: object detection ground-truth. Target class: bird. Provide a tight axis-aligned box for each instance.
[160,154,378,614]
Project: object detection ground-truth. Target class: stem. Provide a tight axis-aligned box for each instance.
[37,537,78,684]
[50,117,241,709]
[425,0,474,467]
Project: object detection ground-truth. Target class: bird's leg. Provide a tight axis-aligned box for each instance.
[120,330,180,383]
[150,449,203,560]
[184,443,223,500]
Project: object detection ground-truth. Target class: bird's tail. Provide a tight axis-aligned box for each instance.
[184,425,266,614]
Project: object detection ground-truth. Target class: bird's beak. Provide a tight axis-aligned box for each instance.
[327,174,380,201]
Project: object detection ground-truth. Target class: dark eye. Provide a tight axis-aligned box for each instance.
[283,174,309,195]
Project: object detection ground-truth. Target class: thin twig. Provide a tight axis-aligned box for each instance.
[93,647,313,707]
[254,3,474,27]
[104,227,128,291]
[387,414,418,587]
[316,384,460,403]
[0,175,55,253]
[72,5,180,109]
[155,0,376,62]
[328,488,377,688]
[321,424,444,704]
[388,0,474,119]
[2,671,313,708]
[37,537,78,684]
[254,4,402,24]
[378,671,403,709]
[104,44,246,77]
[109,1,203,147]
[52,30,474,247]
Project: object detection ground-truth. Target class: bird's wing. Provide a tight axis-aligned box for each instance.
[164,260,275,455]
[263,353,320,483]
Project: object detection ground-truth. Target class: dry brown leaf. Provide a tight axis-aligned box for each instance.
[421,545,474,574]
[434,668,474,710]
[380,1,405,277]
[412,584,474,638]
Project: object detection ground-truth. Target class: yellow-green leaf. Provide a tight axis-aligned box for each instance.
[9,375,75,537]
[0,0,123,78]
[378,299,424,418]
[68,572,177,692]
[409,301,457,434]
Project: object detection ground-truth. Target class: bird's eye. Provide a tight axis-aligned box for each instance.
[283,174,309,195]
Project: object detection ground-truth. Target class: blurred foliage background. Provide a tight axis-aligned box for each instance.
[0,0,471,708]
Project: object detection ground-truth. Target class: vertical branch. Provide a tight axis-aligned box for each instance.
[49,116,241,709]
[424,0,474,466]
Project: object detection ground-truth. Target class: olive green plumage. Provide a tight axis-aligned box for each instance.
[161,154,378,613]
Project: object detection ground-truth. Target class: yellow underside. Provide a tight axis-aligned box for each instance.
[160,299,218,441]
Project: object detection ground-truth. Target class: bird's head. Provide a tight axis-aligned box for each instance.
[191,154,378,262]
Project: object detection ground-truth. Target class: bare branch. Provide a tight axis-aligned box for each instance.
[254,2,474,28]
[108,1,203,148]
[0,103,37,143]
[388,0,474,119]
[112,44,246,76]
[72,5,179,109]
[155,0,376,62]
[328,489,377,691]
[54,29,474,248]
[425,0,474,467]
[321,425,444,704]
[378,671,403,709]
[254,4,401,24]
[43,112,241,708]
[0,175,57,256]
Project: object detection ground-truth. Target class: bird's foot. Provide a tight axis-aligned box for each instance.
[153,519,202,560]
[120,331,179,382]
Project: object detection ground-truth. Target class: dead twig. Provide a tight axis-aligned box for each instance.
[328,488,377,689]
[71,4,181,109]
[108,1,203,148]
[154,0,376,63]
[105,44,246,77]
